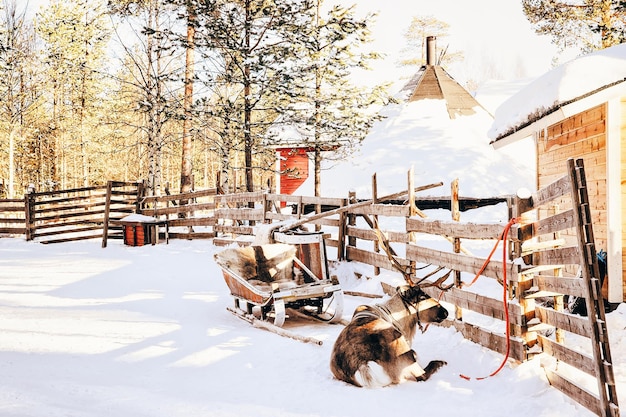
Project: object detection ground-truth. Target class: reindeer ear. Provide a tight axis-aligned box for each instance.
[395,286,405,299]
[398,284,418,300]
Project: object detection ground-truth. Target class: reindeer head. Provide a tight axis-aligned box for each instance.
[398,285,448,324]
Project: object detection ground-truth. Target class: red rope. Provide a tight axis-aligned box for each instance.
[459,217,518,381]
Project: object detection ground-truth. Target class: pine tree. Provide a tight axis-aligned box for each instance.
[522,0,626,53]
[0,0,42,197]
[190,0,318,193]
[108,0,182,196]
[267,1,389,200]
[159,0,197,195]
[180,5,195,195]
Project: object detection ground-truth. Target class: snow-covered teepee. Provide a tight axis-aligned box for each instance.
[398,36,491,119]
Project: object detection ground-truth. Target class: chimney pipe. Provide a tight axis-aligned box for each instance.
[426,36,437,66]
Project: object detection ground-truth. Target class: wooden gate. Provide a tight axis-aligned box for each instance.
[25,181,141,244]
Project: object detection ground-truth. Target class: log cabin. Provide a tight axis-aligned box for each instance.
[488,43,626,303]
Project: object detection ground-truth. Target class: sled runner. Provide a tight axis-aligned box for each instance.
[214,231,344,327]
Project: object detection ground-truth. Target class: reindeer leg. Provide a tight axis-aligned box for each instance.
[399,351,446,383]
[415,360,447,382]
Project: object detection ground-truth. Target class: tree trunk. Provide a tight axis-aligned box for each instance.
[180,6,195,195]
[146,0,163,196]
[8,127,15,198]
[313,0,322,205]
[243,0,253,194]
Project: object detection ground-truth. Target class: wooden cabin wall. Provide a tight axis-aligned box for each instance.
[536,103,608,284]
[278,148,309,195]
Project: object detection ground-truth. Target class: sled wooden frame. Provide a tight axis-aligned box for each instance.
[510,158,619,417]
[214,232,344,329]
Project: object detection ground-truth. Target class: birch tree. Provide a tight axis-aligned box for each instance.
[36,0,111,188]
[0,0,41,197]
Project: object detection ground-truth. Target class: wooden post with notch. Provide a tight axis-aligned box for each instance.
[372,174,380,276]
[451,178,462,321]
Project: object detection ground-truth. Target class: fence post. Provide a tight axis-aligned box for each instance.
[262,193,271,224]
[512,192,537,352]
[451,178,463,321]
[372,174,380,275]
[347,191,356,250]
[134,180,144,214]
[24,184,35,241]
[407,168,417,282]
[337,198,347,261]
[101,181,113,248]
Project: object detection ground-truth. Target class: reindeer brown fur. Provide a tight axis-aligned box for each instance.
[330,285,448,387]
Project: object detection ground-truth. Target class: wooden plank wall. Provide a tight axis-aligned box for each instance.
[537,103,608,291]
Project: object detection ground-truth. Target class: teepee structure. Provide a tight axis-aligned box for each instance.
[397,36,489,119]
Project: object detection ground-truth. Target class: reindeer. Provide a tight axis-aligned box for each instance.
[330,280,449,388]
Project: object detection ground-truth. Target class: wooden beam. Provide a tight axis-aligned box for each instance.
[278,182,444,232]
[538,334,595,375]
[544,369,602,416]
[406,244,514,282]
[532,275,587,298]
[534,305,591,338]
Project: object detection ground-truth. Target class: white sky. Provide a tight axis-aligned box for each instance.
[335,0,561,88]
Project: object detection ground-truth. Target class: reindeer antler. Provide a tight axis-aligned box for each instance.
[413,267,454,291]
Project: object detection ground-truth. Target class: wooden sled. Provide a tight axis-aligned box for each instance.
[214,231,344,327]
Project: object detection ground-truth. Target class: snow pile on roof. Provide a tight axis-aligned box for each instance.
[488,43,626,140]
[306,98,534,199]
[120,213,159,223]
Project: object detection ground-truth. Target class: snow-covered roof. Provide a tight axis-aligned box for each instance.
[265,122,312,149]
[489,43,626,147]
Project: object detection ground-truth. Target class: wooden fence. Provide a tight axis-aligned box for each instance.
[509,159,618,416]
[0,198,26,236]
[0,181,141,243]
[121,162,617,416]
[340,161,616,416]
[0,161,618,416]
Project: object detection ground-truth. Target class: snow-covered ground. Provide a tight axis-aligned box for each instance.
[2,236,625,417]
